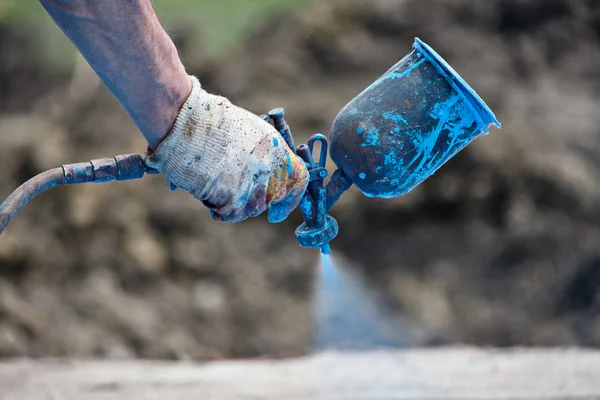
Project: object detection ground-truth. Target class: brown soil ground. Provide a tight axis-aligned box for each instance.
[1,0,600,359]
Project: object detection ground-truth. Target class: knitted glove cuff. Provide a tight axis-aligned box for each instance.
[145,76,231,194]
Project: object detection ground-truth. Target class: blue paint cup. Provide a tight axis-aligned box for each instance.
[329,38,501,198]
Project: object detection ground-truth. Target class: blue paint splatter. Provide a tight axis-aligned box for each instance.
[280,152,294,180]
[359,172,366,179]
[188,155,202,166]
[401,96,477,191]
[273,137,279,147]
[384,59,426,81]
[299,194,314,221]
[384,149,402,168]
[357,126,364,134]
[361,127,380,147]
[382,111,408,126]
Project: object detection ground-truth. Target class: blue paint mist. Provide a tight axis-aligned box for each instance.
[314,254,408,350]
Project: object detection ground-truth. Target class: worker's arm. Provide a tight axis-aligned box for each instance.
[40,0,190,150]
[40,0,308,223]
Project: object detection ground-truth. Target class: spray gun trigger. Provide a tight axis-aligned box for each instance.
[307,134,329,169]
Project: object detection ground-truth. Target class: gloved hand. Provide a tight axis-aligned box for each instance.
[145,76,309,223]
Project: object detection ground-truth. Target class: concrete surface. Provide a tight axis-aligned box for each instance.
[1,348,600,400]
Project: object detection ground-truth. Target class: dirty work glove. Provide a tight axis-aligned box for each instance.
[145,76,309,223]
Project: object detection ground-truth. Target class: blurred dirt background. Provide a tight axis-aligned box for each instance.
[1,0,600,359]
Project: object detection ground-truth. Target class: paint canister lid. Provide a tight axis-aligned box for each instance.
[413,38,501,131]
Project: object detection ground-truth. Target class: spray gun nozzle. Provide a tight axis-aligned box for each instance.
[295,214,338,254]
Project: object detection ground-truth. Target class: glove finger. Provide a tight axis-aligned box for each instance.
[210,209,248,224]
[210,185,269,223]
[210,205,249,224]
[248,186,269,218]
[268,180,307,223]
[210,209,224,223]
[267,150,309,223]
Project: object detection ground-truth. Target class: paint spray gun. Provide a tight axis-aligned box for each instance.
[260,38,501,254]
[259,110,349,255]
[0,39,500,254]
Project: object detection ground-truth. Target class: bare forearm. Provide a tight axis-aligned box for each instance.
[40,0,192,149]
